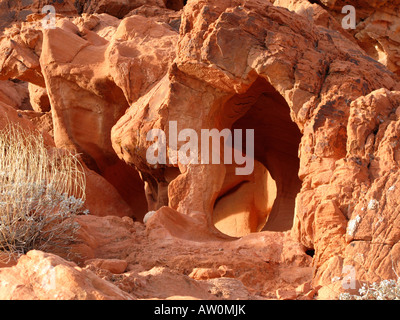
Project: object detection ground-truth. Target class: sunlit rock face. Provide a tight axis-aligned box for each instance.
[112,0,400,293]
[1,0,400,300]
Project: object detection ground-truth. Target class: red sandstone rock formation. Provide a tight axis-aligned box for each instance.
[111,0,400,297]
[1,0,400,300]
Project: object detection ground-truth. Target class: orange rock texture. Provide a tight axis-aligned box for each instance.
[1,0,400,300]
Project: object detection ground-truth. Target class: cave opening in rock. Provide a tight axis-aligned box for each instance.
[305,249,315,258]
[165,0,186,11]
[213,77,302,237]
[307,0,325,6]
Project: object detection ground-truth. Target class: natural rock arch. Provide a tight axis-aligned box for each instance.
[111,0,400,289]
[212,76,302,236]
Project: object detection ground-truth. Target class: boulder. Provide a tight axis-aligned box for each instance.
[0,80,31,110]
[0,250,134,300]
[84,258,128,274]
[28,83,50,112]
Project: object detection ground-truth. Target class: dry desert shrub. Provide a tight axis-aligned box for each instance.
[0,122,88,263]
[339,279,400,300]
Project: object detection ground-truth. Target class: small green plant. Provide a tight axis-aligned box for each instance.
[339,279,400,300]
[0,122,88,262]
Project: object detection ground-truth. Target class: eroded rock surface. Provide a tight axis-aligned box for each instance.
[1,0,400,300]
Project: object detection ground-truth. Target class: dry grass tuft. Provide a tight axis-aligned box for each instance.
[0,122,88,262]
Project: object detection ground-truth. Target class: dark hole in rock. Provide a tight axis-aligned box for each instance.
[165,0,186,11]
[306,249,315,257]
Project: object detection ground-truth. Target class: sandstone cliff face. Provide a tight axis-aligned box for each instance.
[1,0,400,300]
